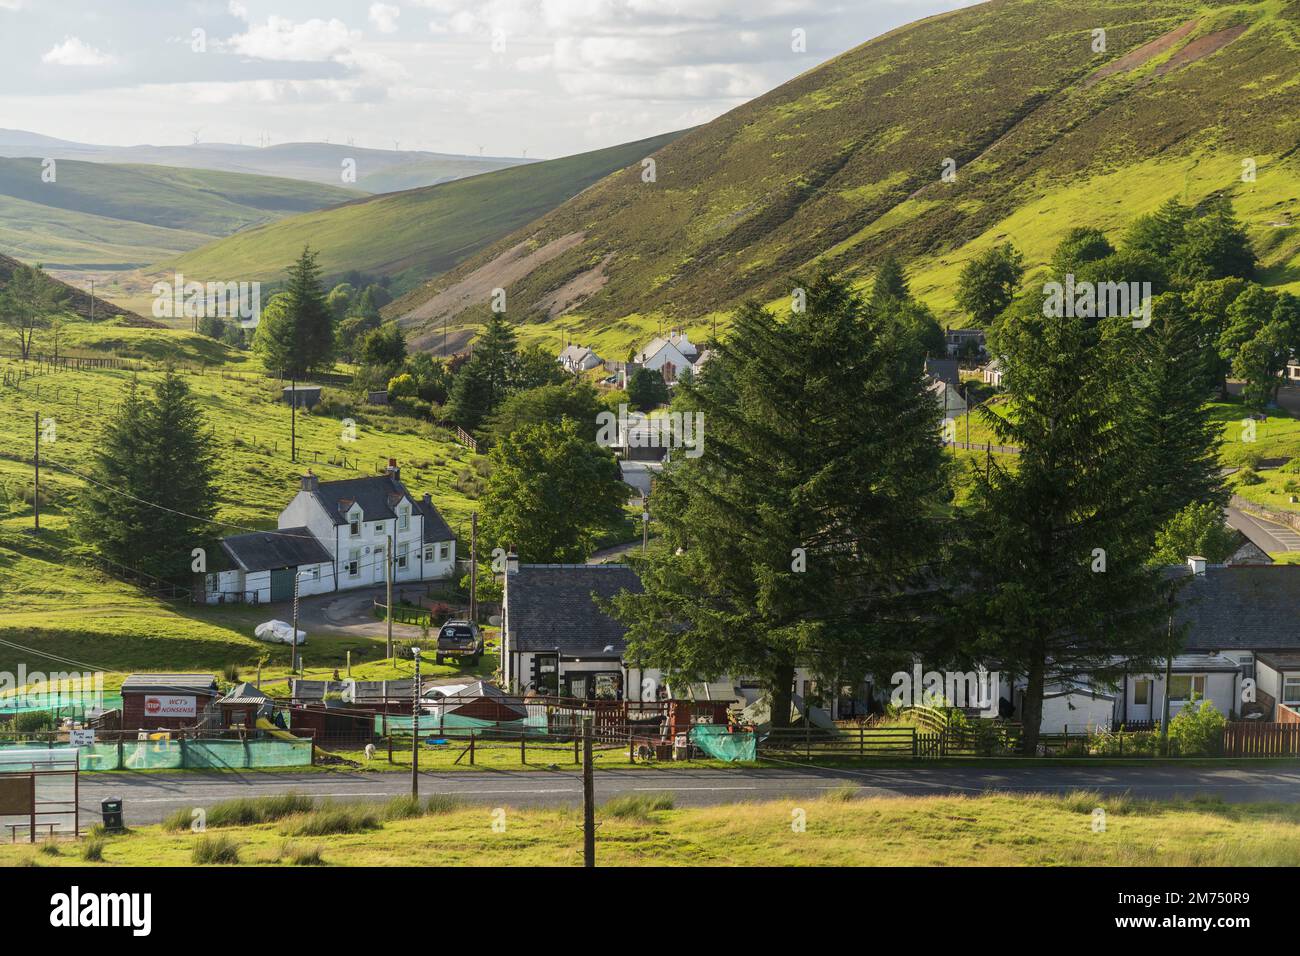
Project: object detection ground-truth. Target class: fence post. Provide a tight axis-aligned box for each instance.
[859,723,864,758]
[469,732,475,765]
[574,731,580,764]
[911,728,917,760]
[520,731,526,765]
[629,733,635,764]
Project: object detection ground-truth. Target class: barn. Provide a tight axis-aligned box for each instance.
[120,674,219,731]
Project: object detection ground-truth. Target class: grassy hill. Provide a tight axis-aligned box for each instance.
[157,131,686,299]
[0,253,141,323]
[0,318,492,676]
[0,158,360,271]
[386,0,1300,358]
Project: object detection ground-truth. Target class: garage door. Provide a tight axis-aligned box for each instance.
[270,568,294,603]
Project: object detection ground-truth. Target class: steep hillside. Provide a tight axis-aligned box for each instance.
[387,0,1300,356]
[156,131,686,294]
[0,158,359,270]
[0,252,143,324]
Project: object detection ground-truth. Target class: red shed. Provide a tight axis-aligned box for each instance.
[121,674,219,731]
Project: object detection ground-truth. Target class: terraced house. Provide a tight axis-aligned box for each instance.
[203,460,456,604]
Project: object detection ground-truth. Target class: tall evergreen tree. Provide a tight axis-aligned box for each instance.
[604,274,948,727]
[74,369,216,583]
[955,242,1025,326]
[869,256,910,307]
[447,312,519,430]
[254,247,334,377]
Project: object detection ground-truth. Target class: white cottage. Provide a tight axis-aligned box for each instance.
[206,461,456,604]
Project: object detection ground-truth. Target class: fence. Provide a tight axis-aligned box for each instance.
[0,732,313,771]
[1223,722,1300,757]
[759,725,917,758]
[0,750,79,841]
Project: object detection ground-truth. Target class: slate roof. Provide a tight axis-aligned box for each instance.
[311,474,411,525]
[1174,565,1300,652]
[221,526,333,572]
[924,357,960,387]
[218,682,274,707]
[415,496,455,543]
[504,564,643,655]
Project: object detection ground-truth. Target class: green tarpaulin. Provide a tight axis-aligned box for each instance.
[690,725,756,762]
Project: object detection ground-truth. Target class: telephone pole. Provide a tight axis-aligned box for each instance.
[582,715,595,868]
[469,512,478,625]
[32,411,40,533]
[641,493,648,551]
[385,533,394,660]
[411,647,422,797]
[291,573,301,674]
[290,373,297,463]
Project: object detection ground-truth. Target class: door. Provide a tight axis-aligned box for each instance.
[372,544,385,584]
[1130,679,1152,722]
[269,568,294,603]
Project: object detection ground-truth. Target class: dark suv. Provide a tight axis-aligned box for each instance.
[435,621,484,665]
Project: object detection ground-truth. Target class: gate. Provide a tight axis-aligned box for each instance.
[916,731,943,758]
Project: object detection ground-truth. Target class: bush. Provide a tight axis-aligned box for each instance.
[1237,467,1264,486]
[280,803,381,837]
[601,793,674,820]
[1169,697,1225,756]
[192,834,241,865]
[81,837,104,862]
[11,711,54,733]
[222,663,241,682]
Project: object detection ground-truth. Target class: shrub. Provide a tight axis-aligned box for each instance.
[192,834,241,865]
[601,793,674,820]
[222,663,241,682]
[81,837,104,862]
[1237,467,1264,486]
[1169,697,1226,756]
[280,803,381,837]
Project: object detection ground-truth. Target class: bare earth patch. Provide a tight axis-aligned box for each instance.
[1085,19,1198,86]
[1156,25,1249,75]
[535,253,615,318]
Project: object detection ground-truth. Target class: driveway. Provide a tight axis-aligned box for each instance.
[293,585,429,640]
[77,764,1300,826]
[1228,503,1300,553]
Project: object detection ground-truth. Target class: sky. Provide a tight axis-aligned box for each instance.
[0,0,979,159]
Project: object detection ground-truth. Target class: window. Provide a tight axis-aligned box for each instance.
[1284,676,1300,707]
[424,546,434,562]
[374,522,384,535]
[349,517,361,538]
[1238,654,1255,681]
[1133,679,1151,706]
[347,549,360,577]
[398,507,410,532]
[1168,675,1206,701]
[438,543,450,561]
[396,543,408,570]
[310,566,321,582]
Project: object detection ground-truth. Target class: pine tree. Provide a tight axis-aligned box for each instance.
[255,247,334,377]
[74,370,216,583]
[446,313,519,430]
[869,256,910,307]
[604,274,948,727]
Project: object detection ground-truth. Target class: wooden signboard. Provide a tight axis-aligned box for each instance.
[0,775,34,815]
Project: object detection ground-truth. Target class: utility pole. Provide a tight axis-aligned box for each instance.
[385,533,394,660]
[469,512,478,625]
[411,647,422,798]
[291,573,301,675]
[290,373,297,463]
[88,279,95,323]
[641,493,648,552]
[32,411,40,533]
[582,715,595,868]
[1160,612,1174,756]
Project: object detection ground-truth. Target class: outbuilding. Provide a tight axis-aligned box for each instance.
[120,674,219,731]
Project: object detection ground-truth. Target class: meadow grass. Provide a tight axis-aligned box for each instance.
[13,791,1300,867]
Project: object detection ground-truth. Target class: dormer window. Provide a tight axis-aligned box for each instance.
[398,506,410,532]
[349,513,361,537]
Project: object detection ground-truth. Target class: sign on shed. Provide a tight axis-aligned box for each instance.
[144,695,196,718]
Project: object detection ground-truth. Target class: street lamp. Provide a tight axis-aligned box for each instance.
[410,646,421,798]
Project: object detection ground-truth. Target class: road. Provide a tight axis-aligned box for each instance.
[1227,502,1300,552]
[78,765,1300,826]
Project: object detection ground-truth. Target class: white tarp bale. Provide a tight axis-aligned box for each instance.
[254,620,306,645]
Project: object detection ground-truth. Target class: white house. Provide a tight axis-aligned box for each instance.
[205,461,456,604]
[558,344,603,373]
[635,332,698,383]
[981,359,1004,387]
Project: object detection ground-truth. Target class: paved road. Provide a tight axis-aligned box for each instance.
[1227,503,1300,552]
[78,765,1300,826]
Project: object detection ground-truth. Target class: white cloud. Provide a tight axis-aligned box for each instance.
[226,16,358,63]
[0,0,25,10]
[42,36,117,67]
[369,3,400,34]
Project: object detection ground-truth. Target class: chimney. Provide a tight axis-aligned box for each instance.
[506,550,519,573]
[301,469,319,493]
[386,457,399,479]
[1187,555,1207,576]
[422,493,432,507]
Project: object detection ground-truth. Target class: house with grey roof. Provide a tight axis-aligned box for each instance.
[204,459,456,604]
[500,560,660,701]
[558,343,603,373]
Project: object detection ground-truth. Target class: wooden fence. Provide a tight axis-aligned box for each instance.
[1223,722,1300,757]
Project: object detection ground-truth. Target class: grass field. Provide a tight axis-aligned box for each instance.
[8,790,1300,867]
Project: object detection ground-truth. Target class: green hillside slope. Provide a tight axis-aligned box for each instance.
[157,131,686,295]
[386,0,1300,357]
[0,158,360,270]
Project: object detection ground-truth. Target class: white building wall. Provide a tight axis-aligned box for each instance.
[1040,694,1114,734]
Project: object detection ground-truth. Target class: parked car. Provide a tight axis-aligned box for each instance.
[435,621,484,665]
